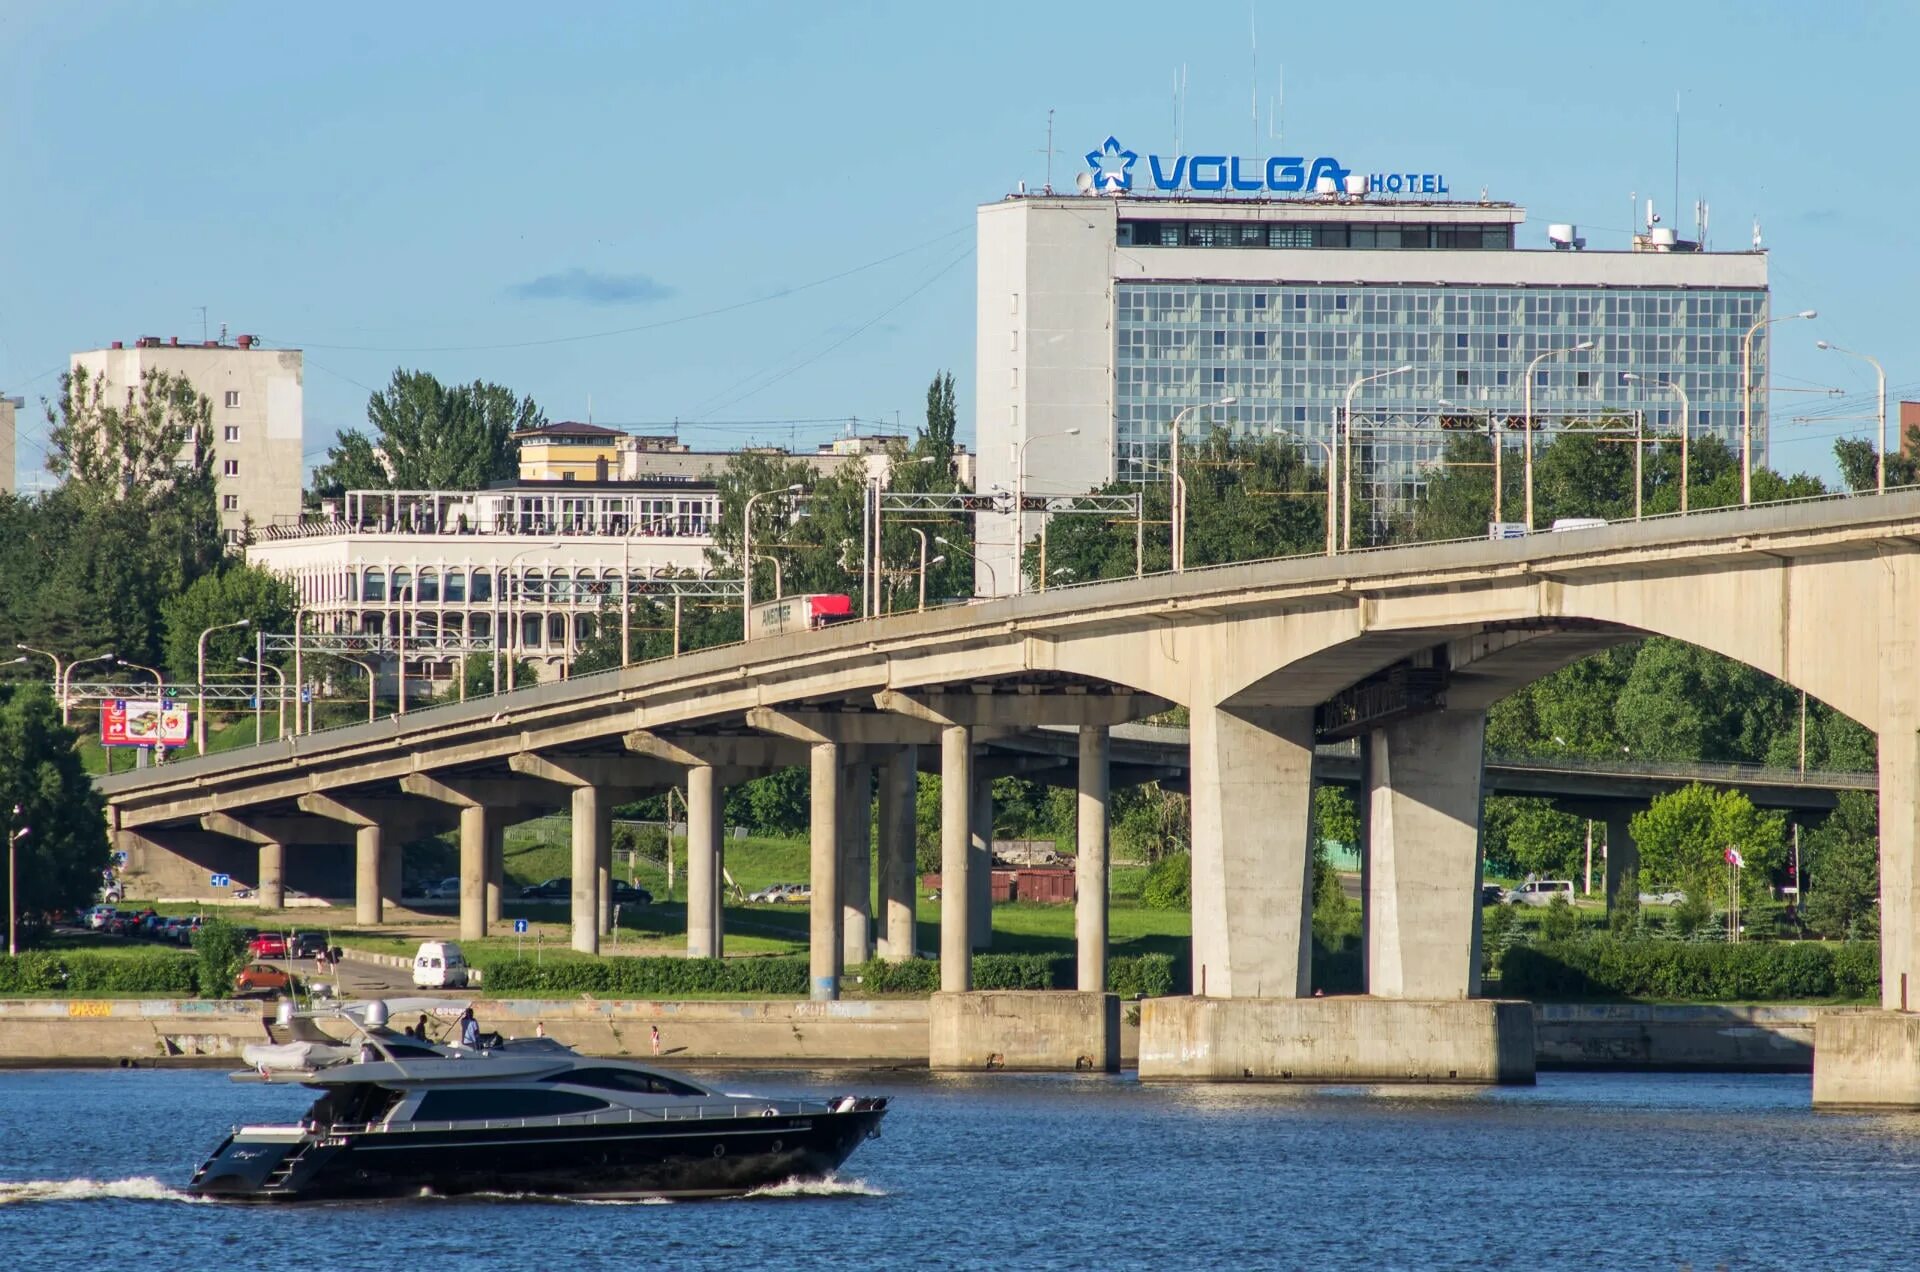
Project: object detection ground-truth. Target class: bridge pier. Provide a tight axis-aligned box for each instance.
[1364,709,1487,999]
[1604,813,1639,913]
[356,826,384,925]
[457,805,491,942]
[877,747,917,961]
[809,740,843,1000]
[486,818,505,926]
[1077,724,1109,992]
[570,785,603,954]
[256,841,284,910]
[841,761,874,967]
[940,725,973,991]
[969,772,993,951]
[686,764,721,960]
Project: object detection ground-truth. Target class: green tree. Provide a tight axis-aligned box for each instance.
[1614,638,1797,763]
[1801,791,1879,939]
[192,916,249,999]
[0,683,109,929]
[919,371,958,479]
[1834,433,1920,494]
[1311,784,1358,854]
[159,563,296,683]
[1629,783,1785,910]
[311,370,543,496]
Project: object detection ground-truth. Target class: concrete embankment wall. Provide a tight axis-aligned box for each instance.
[0,997,1820,1071]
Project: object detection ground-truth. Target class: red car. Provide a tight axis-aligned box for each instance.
[250,932,288,958]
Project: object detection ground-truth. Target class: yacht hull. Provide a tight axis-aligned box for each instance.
[189,1104,886,1202]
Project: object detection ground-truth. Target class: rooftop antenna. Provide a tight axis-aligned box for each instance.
[1250,2,1259,166]
[1037,107,1059,193]
[1173,63,1187,155]
[194,305,208,343]
[1268,64,1284,143]
[1672,90,1681,236]
[1695,199,1709,251]
[1752,217,1763,250]
[587,394,593,425]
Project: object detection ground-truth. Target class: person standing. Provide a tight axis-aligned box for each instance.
[459,1007,480,1049]
[650,1024,661,1056]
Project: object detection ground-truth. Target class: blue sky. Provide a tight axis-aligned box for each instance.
[2,1,1913,490]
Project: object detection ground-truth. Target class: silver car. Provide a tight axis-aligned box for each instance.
[1506,880,1577,907]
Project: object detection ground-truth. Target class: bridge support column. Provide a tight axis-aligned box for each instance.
[570,785,602,954]
[1188,704,1315,998]
[809,741,843,1000]
[458,804,490,942]
[257,841,284,910]
[877,747,918,961]
[686,764,720,960]
[1077,724,1110,992]
[841,761,873,968]
[355,825,384,925]
[940,725,973,992]
[486,819,505,925]
[596,801,614,936]
[969,772,993,951]
[1604,813,1639,913]
[1365,709,1487,1000]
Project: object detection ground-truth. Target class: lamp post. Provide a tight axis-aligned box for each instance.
[1624,374,1693,512]
[195,618,251,752]
[16,646,63,712]
[935,535,995,597]
[59,653,116,726]
[1274,427,1339,556]
[338,654,379,723]
[752,554,784,602]
[868,457,937,614]
[6,808,27,957]
[909,528,931,612]
[1341,369,1411,551]
[1741,309,1816,504]
[742,485,805,636]
[1437,399,1502,527]
[923,554,945,609]
[119,658,163,691]
[1012,427,1082,592]
[1522,341,1595,531]
[1169,401,1235,572]
[1816,341,1887,494]
[237,655,287,742]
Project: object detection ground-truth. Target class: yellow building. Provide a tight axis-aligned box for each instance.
[512,421,629,482]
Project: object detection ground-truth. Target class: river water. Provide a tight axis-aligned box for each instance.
[3,1067,1917,1270]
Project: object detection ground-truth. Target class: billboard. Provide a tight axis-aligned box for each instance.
[101,699,190,748]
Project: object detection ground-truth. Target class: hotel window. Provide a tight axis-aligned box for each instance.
[1455,370,1470,387]
[1269,226,1311,248]
[223,425,240,442]
[224,391,240,408]
[221,494,238,511]
[222,459,239,476]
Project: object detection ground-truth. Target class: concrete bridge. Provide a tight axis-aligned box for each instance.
[99,492,1920,1100]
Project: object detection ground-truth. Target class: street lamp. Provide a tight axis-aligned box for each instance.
[908,528,932,612]
[61,653,117,725]
[1437,399,1504,527]
[501,541,563,692]
[1342,370,1411,551]
[868,456,938,615]
[16,645,62,706]
[6,808,27,957]
[1624,374,1693,512]
[118,658,164,690]
[195,618,251,751]
[742,485,806,636]
[1741,309,1816,503]
[1012,427,1082,592]
[935,535,995,597]
[1169,399,1235,572]
[1522,341,1595,531]
[237,655,288,742]
[751,554,784,602]
[1816,341,1887,495]
[1271,426,1339,556]
[337,654,379,723]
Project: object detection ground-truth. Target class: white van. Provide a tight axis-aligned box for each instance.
[1506,879,1578,907]
[411,941,470,989]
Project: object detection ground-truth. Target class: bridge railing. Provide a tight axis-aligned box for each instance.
[206,483,1920,754]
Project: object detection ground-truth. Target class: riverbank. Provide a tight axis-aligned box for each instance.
[0,996,1827,1072]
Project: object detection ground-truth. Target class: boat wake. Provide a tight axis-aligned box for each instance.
[742,1174,887,1199]
[0,1177,210,1206]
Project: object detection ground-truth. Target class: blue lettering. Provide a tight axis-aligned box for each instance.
[1148,155,1186,190]
[1306,157,1350,191]
[1437,176,1449,195]
[1267,156,1305,192]
[1421,174,1435,195]
[1368,173,1385,193]
[1188,156,1228,191]
[1385,173,1404,193]
[1229,156,1263,192]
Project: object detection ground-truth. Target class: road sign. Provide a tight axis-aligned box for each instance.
[210,872,231,888]
[513,918,529,933]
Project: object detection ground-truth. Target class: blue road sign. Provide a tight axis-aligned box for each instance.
[513,918,530,933]
[210,872,231,888]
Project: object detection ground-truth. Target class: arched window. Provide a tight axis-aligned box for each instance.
[392,568,413,602]
[520,613,543,648]
[547,613,567,645]
[470,570,493,603]
[576,615,596,644]
[470,613,492,641]
[417,569,439,603]
[444,570,467,603]
[522,569,544,603]
[362,568,387,603]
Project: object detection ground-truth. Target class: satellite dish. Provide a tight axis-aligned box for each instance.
[1075,170,1095,195]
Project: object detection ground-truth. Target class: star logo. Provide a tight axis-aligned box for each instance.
[1085,136,1136,193]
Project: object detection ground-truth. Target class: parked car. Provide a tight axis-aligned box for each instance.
[234,963,292,995]
[423,877,462,900]
[1506,879,1577,907]
[519,878,572,900]
[781,884,812,903]
[411,941,470,990]
[1480,883,1506,906]
[87,905,116,930]
[1637,888,1689,906]
[289,931,328,960]
[250,932,288,958]
[748,884,793,903]
[609,882,653,906]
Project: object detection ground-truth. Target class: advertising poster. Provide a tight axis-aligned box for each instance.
[100,699,190,748]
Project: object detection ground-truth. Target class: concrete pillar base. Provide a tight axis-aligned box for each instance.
[1814,1011,1920,1106]
[929,991,1120,1072]
[1139,996,1535,1085]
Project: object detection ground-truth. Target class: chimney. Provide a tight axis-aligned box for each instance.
[169,336,179,346]
[111,341,123,350]
[236,334,254,349]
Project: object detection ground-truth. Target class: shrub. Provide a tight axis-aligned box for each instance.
[1108,953,1176,998]
[1539,895,1580,942]
[1139,852,1190,911]
[0,952,198,995]
[972,953,1069,990]
[473,955,809,997]
[854,958,941,995]
[1609,869,1642,937]
[1499,938,1879,1002]
[192,917,249,998]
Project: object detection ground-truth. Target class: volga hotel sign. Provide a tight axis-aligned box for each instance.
[1085,136,1448,196]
